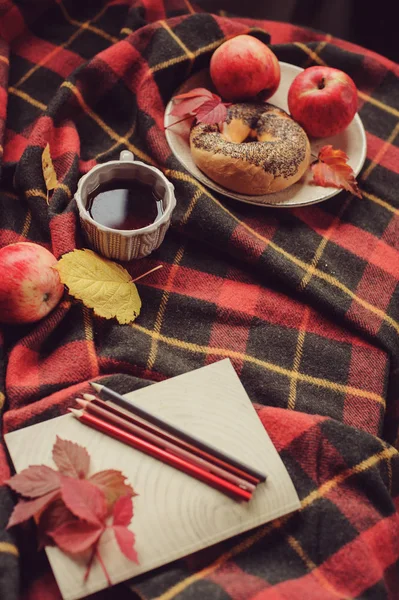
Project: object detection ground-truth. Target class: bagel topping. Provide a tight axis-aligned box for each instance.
[190,103,308,178]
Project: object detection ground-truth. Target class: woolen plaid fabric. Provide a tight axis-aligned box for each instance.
[0,1,399,599]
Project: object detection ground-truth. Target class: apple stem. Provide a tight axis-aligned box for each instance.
[318,77,325,90]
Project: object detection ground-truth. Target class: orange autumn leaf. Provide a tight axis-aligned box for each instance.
[311,145,361,198]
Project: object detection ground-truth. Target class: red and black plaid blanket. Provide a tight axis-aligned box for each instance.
[1,1,399,599]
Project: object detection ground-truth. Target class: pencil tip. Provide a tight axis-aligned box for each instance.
[83,393,96,401]
[76,398,88,408]
[90,381,102,393]
[69,408,82,417]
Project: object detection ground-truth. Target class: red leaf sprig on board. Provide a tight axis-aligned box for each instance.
[311,145,361,198]
[168,87,230,127]
[6,436,138,585]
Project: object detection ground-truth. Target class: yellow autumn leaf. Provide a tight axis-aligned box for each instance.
[42,143,58,191]
[54,249,141,324]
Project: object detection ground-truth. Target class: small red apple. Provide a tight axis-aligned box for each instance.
[210,35,280,102]
[0,242,64,324]
[288,66,358,138]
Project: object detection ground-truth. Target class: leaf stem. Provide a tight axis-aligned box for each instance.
[96,547,112,587]
[131,264,163,284]
[164,115,193,129]
[84,545,97,582]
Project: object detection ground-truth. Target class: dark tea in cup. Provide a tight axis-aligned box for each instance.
[87,179,163,231]
[75,150,176,260]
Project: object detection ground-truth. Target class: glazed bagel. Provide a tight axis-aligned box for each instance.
[189,103,311,196]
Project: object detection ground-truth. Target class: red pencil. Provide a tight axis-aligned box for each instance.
[82,394,259,485]
[90,381,266,483]
[76,398,255,493]
[69,408,252,502]
[82,394,260,486]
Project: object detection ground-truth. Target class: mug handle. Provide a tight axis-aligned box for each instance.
[120,150,134,162]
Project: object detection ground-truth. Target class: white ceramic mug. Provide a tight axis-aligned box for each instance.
[75,150,176,261]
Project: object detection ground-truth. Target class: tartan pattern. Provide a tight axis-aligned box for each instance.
[1,1,399,599]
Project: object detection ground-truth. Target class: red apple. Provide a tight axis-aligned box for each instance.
[210,35,280,102]
[0,242,64,324]
[288,66,358,138]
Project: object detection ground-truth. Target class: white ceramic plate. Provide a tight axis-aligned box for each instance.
[164,62,367,208]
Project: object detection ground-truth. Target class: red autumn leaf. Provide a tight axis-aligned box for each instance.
[173,87,213,101]
[113,526,138,563]
[89,470,136,511]
[6,465,61,498]
[61,478,107,525]
[52,436,90,479]
[110,495,137,562]
[311,145,361,198]
[6,435,138,581]
[170,87,213,117]
[49,520,103,554]
[7,490,59,529]
[170,87,228,125]
[37,497,78,549]
[170,98,206,117]
[195,97,228,124]
[112,495,133,527]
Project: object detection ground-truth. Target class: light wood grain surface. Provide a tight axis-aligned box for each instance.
[5,359,300,600]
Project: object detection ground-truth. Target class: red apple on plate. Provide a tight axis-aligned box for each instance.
[210,35,280,102]
[0,242,64,324]
[288,66,358,138]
